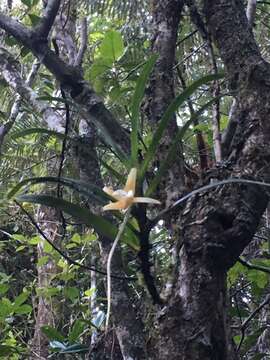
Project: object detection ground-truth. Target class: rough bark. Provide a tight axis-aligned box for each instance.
[154,0,270,358]
[146,0,186,208]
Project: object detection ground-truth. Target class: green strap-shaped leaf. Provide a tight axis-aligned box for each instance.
[146,97,220,196]
[99,159,125,184]
[8,176,108,203]
[17,194,139,250]
[11,128,66,141]
[9,176,138,237]
[139,72,224,181]
[130,54,158,165]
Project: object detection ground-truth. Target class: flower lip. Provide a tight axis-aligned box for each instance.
[103,168,161,211]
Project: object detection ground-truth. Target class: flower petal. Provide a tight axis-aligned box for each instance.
[103,197,134,211]
[133,197,161,204]
[124,168,137,193]
[103,186,114,196]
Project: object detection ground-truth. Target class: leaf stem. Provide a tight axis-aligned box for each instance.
[105,207,132,332]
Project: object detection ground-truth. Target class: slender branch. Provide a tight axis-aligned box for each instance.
[14,200,134,281]
[237,294,270,352]
[246,0,257,27]
[0,13,32,46]
[74,17,87,67]
[177,66,209,170]
[36,0,61,38]
[150,178,270,226]
[176,29,198,46]
[173,42,207,69]
[105,207,132,332]
[0,59,40,153]
[0,12,130,153]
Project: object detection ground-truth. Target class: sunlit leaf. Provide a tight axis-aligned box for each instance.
[100,30,124,61]
[64,287,79,301]
[14,304,32,315]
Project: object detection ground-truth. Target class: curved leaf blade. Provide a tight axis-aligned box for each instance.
[130,54,158,165]
[140,72,224,181]
[146,97,221,196]
[16,194,139,250]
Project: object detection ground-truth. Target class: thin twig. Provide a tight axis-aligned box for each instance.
[237,294,270,352]
[150,178,270,227]
[74,17,87,67]
[105,207,132,332]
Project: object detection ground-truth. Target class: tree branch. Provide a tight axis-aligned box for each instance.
[35,0,61,38]
[0,12,130,154]
[74,17,87,67]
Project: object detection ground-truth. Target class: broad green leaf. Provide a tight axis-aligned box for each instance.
[146,97,221,195]
[38,286,61,297]
[0,298,13,318]
[28,236,40,245]
[68,320,86,343]
[41,325,65,342]
[71,233,81,244]
[14,291,29,308]
[4,36,19,47]
[228,262,246,285]
[100,30,124,62]
[0,345,20,357]
[64,287,79,301]
[16,194,139,250]
[247,269,268,289]
[130,54,157,165]
[84,288,96,297]
[140,73,224,181]
[20,46,31,58]
[240,327,267,354]
[43,241,53,253]
[16,245,26,252]
[0,284,9,295]
[14,304,32,315]
[28,14,41,26]
[21,0,31,7]
[37,256,49,267]
[12,234,25,242]
[90,58,113,79]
